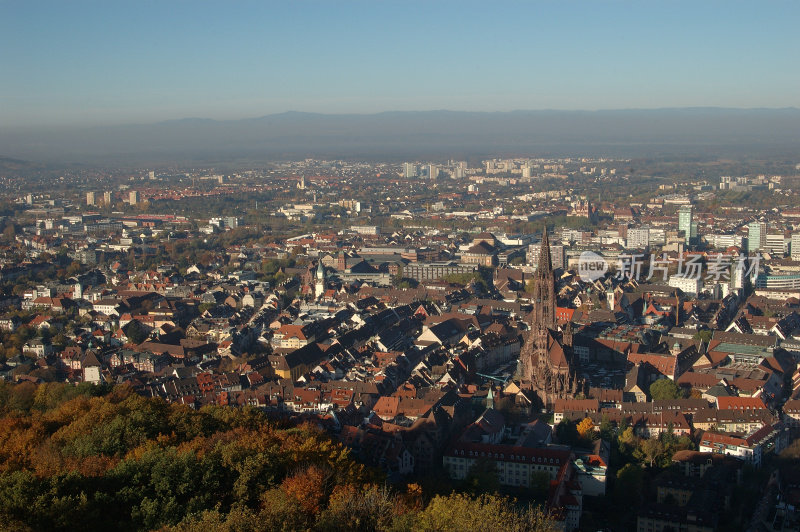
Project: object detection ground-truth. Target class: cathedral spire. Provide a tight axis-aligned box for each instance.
[538,227,552,273]
[517,225,584,408]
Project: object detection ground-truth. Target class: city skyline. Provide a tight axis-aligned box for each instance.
[2,1,799,127]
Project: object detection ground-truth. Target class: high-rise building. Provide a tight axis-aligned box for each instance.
[86,191,96,206]
[747,221,766,253]
[791,233,800,261]
[103,191,112,206]
[403,163,417,178]
[129,191,139,205]
[765,233,786,257]
[428,164,438,180]
[627,227,650,249]
[528,241,565,270]
[678,206,693,245]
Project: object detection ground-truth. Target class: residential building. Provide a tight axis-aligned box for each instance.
[669,275,702,296]
[627,227,650,249]
[403,262,477,282]
[764,233,786,256]
[792,232,800,261]
[698,423,783,468]
[528,241,565,270]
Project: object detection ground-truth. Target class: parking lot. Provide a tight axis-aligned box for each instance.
[578,361,628,389]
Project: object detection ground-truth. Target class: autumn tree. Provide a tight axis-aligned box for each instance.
[317,484,399,532]
[281,464,331,516]
[618,426,639,457]
[576,417,595,441]
[417,493,556,532]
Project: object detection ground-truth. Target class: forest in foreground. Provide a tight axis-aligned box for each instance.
[0,382,554,531]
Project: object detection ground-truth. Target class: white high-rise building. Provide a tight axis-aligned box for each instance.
[403,163,417,178]
[627,228,650,249]
[748,222,766,253]
[669,275,702,296]
[705,234,743,249]
[528,241,565,270]
[86,191,96,206]
[791,233,800,261]
[765,233,786,257]
[428,164,438,180]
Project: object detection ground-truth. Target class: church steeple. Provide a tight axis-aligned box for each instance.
[531,227,556,332]
[538,226,552,273]
[315,260,325,298]
[517,225,584,407]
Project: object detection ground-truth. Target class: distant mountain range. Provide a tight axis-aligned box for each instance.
[2,108,799,164]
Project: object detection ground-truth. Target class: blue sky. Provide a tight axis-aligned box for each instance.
[1,0,798,126]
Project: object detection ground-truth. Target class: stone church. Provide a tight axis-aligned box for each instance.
[518,228,585,409]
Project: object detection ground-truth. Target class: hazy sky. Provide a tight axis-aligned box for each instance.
[2,0,798,126]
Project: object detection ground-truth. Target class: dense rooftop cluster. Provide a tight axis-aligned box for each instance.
[1,155,800,530]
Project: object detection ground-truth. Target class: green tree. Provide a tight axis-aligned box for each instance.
[614,463,644,506]
[636,437,665,467]
[693,329,713,344]
[123,320,149,344]
[649,378,681,401]
[529,471,551,499]
[618,426,638,457]
[555,419,579,446]
[2,225,15,243]
[599,414,614,442]
[463,457,500,494]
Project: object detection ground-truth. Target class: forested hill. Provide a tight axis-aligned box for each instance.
[0,382,554,532]
[3,108,799,163]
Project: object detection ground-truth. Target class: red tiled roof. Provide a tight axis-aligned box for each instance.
[716,396,767,410]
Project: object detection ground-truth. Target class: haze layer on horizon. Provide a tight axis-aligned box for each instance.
[2,0,799,128]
